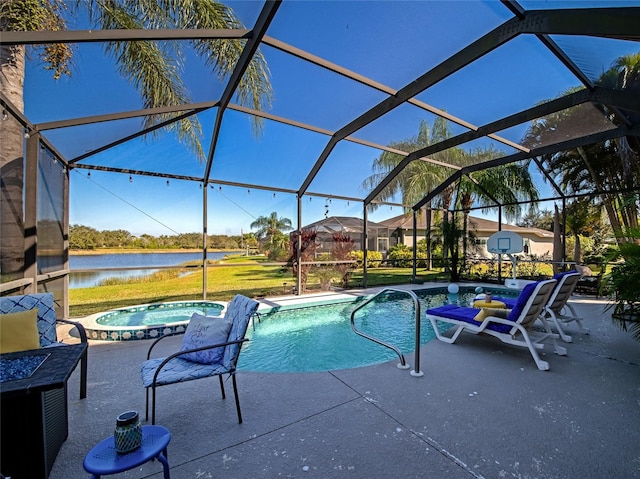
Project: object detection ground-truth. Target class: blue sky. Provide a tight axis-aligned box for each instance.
[23,1,639,236]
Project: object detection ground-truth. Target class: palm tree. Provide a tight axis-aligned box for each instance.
[458,156,539,261]
[250,212,293,253]
[362,118,461,208]
[363,119,540,277]
[564,197,602,265]
[362,118,462,271]
[0,0,272,277]
[523,113,638,240]
[521,53,640,245]
[598,53,640,158]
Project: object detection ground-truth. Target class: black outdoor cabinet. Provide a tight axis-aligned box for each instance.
[1,387,68,478]
[0,344,86,479]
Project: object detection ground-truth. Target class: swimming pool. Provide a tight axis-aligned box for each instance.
[238,287,517,373]
[80,286,519,371]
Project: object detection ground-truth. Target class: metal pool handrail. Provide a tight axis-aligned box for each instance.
[350,288,424,377]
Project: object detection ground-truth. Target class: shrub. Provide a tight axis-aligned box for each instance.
[349,250,382,268]
[388,244,412,267]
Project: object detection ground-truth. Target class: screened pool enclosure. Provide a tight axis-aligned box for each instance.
[1,1,639,315]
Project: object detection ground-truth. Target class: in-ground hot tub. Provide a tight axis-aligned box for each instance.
[80,300,225,341]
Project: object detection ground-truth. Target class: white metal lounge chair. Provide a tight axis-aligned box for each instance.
[541,272,590,342]
[495,271,589,343]
[426,279,567,371]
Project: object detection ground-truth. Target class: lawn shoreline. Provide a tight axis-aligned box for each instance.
[70,249,243,255]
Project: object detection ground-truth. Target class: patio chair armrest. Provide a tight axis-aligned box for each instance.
[146,331,186,359]
[57,318,88,343]
[151,338,249,386]
[480,315,544,336]
[470,315,520,334]
[483,316,514,326]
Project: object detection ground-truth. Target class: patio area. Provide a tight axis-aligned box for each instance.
[52,286,640,479]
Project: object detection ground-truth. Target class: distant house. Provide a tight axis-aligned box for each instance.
[300,216,391,255]
[378,213,554,259]
[300,214,554,259]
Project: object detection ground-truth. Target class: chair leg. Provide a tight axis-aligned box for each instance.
[152,386,157,425]
[218,374,226,399]
[545,309,572,343]
[145,387,149,421]
[156,450,170,479]
[519,329,551,371]
[562,304,590,334]
[428,316,465,344]
[232,374,243,424]
[80,349,88,399]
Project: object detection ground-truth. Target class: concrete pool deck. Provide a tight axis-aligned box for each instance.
[52,284,640,478]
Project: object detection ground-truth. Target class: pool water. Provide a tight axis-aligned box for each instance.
[238,289,497,373]
[83,301,226,341]
[96,302,224,327]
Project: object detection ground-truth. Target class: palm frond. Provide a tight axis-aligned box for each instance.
[1,0,73,79]
[95,0,204,159]
[180,0,273,134]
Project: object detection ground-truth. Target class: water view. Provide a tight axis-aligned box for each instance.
[69,251,238,289]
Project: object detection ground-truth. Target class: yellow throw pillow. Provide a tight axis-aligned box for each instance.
[473,307,509,322]
[0,309,41,353]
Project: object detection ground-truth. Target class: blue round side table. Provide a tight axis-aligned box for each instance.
[83,425,171,478]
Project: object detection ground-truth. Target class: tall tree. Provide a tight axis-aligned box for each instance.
[362,118,462,271]
[250,211,293,253]
[363,119,540,275]
[457,149,539,263]
[517,208,554,230]
[0,0,272,278]
[564,198,600,265]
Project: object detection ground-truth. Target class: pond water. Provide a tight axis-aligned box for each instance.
[69,251,238,288]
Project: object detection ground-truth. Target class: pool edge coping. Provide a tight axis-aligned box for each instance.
[77,281,521,341]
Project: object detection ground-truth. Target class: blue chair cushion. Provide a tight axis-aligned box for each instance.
[491,297,517,309]
[506,281,538,322]
[0,293,58,347]
[140,357,231,387]
[426,304,514,333]
[221,295,260,369]
[180,313,233,364]
[553,271,575,280]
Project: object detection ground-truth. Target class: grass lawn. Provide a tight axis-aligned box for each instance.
[68,255,447,317]
[70,254,591,317]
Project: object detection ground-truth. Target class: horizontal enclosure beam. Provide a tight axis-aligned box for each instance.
[228,104,457,165]
[304,6,638,198]
[37,101,219,131]
[0,28,250,45]
[413,124,640,210]
[365,87,637,205]
[68,108,208,164]
[72,163,408,206]
[457,186,640,214]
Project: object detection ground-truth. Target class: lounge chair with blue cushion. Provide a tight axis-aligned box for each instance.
[140,294,259,425]
[0,292,88,399]
[426,279,566,371]
[540,271,589,341]
[494,271,587,343]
